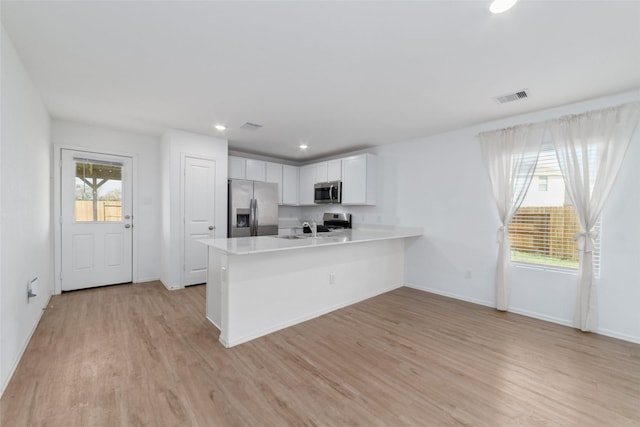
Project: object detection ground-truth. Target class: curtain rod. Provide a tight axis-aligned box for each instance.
[476,101,640,138]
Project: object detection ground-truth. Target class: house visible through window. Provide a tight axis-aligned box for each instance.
[509,143,600,272]
[538,175,548,191]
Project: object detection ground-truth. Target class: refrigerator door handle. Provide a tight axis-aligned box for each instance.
[251,198,258,236]
[249,198,254,236]
[253,199,258,235]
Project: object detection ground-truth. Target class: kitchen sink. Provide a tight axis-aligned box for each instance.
[272,233,348,242]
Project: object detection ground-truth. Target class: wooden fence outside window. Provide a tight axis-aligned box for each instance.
[509,206,581,264]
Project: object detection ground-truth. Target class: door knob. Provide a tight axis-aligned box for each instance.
[124,224,131,229]
[209,226,215,230]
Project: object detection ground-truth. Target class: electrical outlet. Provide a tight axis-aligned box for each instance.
[329,272,336,285]
[27,277,38,301]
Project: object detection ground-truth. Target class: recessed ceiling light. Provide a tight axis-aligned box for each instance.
[299,144,308,150]
[490,0,518,14]
[213,124,227,131]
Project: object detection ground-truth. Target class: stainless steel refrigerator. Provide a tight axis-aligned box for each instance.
[228,179,279,237]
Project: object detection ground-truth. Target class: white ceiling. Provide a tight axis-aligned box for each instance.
[2,1,639,161]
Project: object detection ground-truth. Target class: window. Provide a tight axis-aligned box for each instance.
[538,175,548,191]
[75,159,123,222]
[509,143,600,272]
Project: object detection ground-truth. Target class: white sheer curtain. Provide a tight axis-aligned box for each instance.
[480,123,544,311]
[549,102,640,331]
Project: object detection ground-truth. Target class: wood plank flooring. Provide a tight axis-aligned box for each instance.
[1,282,639,426]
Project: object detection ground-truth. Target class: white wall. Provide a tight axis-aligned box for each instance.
[51,119,162,284]
[301,90,640,343]
[1,27,52,395]
[160,129,228,289]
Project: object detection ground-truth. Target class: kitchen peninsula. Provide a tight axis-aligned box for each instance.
[201,227,422,347]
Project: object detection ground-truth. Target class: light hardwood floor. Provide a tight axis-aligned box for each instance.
[1,282,639,426]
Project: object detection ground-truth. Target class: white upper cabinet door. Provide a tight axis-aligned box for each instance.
[327,159,342,181]
[282,165,299,205]
[315,162,328,183]
[341,153,377,205]
[246,159,266,181]
[265,162,283,203]
[299,164,316,205]
[228,156,246,179]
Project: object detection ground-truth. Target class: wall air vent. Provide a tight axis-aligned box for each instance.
[494,89,529,104]
[239,122,263,131]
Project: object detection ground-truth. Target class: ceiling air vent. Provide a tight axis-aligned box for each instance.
[494,89,529,104]
[239,122,263,131]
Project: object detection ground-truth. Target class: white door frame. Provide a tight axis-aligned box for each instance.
[53,144,139,295]
[180,152,217,287]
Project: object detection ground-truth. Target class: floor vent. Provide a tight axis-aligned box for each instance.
[494,89,529,104]
[239,122,263,131]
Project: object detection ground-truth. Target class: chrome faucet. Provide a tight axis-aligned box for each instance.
[302,221,318,237]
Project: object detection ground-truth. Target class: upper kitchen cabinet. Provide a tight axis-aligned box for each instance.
[245,159,266,181]
[282,165,299,205]
[315,159,342,183]
[265,162,283,202]
[341,153,377,205]
[299,164,316,205]
[229,156,267,182]
[327,159,342,181]
[228,156,246,180]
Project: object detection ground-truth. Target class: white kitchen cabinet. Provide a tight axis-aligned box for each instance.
[314,159,341,183]
[265,162,283,202]
[299,164,316,205]
[341,153,377,205]
[282,165,299,205]
[246,159,266,181]
[327,159,342,181]
[228,156,246,180]
[315,162,327,183]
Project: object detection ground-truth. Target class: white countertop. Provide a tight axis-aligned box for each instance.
[200,226,423,255]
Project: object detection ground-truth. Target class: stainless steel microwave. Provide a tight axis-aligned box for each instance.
[314,181,341,204]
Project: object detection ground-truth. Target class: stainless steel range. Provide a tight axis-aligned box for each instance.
[322,212,352,230]
[303,212,352,233]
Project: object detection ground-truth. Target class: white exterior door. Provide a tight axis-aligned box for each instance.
[61,150,133,291]
[184,156,216,286]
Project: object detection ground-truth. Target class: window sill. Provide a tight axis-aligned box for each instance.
[512,261,578,275]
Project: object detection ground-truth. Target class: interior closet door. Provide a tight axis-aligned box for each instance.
[183,156,216,286]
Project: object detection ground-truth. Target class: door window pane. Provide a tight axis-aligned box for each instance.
[75,159,123,222]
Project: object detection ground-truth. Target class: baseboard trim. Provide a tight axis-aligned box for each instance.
[595,328,640,345]
[223,284,403,348]
[159,280,183,291]
[0,293,52,399]
[133,276,160,284]
[404,284,495,309]
[507,307,573,328]
[404,284,640,344]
